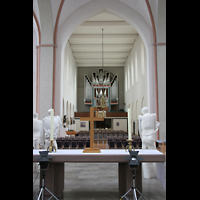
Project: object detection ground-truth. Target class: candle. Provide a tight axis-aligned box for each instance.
[50,108,54,140]
[128,108,131,140]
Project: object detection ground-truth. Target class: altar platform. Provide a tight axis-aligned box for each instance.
[33,149,165,198]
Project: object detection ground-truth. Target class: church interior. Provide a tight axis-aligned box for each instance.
[33,0,166,199]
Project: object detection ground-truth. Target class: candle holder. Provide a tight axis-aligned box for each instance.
[47,140,56,153]
[125,139,135,151]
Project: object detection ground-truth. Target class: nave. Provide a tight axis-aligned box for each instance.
[33,162,166,200]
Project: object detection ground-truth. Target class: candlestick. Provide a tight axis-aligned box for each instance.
[128,108,132,140]
[47,140,56,153]
[50,108,54,140]
[125,139,134,151]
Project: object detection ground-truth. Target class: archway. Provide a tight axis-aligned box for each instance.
[66,101,68,117]
[55,0,155,117]
[70,103,71,118]
[141,97,144,109]
[135,100,138,135]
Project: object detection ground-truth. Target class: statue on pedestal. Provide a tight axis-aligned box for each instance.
[33,113,44,149]
[43,109,62,150]
[138,107,160,178]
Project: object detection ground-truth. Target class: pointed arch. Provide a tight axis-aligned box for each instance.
[135,100,138,136]
[62,98,65,117]
[70,103,71,118]
[55,0,156,118]
[66,101,68,117]
[141,97,144,109]
[33,11,41,116]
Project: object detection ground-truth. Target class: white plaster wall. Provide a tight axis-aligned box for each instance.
[124,35,148,135]
[39,47,54,119]
[156,0,166,140]
[62,41,77,119]
[75,119,89,132]
[33,27,36,114]
[37,0,54,120]
[113,119,127,132]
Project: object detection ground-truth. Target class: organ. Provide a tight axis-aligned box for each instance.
[84,68,118,111]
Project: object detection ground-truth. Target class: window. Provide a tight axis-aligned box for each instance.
[135,51,138,82]
[131,58,134,86]
[128,64,130,90]
[125,67,127,92]
[141,42,145,76]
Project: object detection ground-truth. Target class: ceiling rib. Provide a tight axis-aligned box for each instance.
[80,21,131,27]
[70,34,138,39]
[68,13,138,68]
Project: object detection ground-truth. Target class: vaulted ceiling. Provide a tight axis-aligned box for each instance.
[68,13,138,67]
[33,0,159,68]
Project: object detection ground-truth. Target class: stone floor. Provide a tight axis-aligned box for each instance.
[33,162,166,200]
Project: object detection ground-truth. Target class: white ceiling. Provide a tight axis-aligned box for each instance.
[68,13,138,67]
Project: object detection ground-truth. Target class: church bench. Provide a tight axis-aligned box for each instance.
[85,141,90,148]
[78,141,84,149]
[108,141,115,149]
[57,141,64,149]
[132,141,137,149]
[63,141,70,149]
[138,141,142,149]
[57,136,142,149]
[71,141,77,149]
[116,141,123,149]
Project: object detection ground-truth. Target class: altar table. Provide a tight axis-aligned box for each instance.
[33,149,165,198]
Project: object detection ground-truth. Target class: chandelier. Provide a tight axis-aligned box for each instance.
[96,28,107,118]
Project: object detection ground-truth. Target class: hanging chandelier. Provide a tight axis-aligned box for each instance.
[96,28,107,117]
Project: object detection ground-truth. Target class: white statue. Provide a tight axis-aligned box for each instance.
[138,107,160,178]
[43,109,62,150]
[33,113,44,149]
[33,113,44,172]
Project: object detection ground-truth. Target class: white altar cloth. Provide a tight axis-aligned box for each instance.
[33,149,164,155]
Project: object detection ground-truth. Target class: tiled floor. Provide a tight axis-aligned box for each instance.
[33,162,166,200]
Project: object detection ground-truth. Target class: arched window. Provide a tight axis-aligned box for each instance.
[135,51,138,82]
[128,64,130,90]
[70,103,71,117]
[63,98,65,117]
[141,97,144,109]
[131,58,134,86]
[66,101,68,117]
[125,67,127,92]
[141,42,145,76]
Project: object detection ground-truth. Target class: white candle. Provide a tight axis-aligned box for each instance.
[50,108,54,140]
[128,108,131,140]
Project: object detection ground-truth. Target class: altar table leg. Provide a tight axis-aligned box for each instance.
[118,163,142,196]
[40,163,64,198]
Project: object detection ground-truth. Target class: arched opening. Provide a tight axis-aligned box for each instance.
[132,102,134,134]
[55,0,155,117]
[135,100,138,135]
[33,14,40,115]
[70,103,71,118]
[66,101,68,117]
[63,98,65,117]
[141,97,144,109]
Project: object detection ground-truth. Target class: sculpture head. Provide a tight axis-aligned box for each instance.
[47,109,51,116]
[33,113,38,119]
[141,107,149,115]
